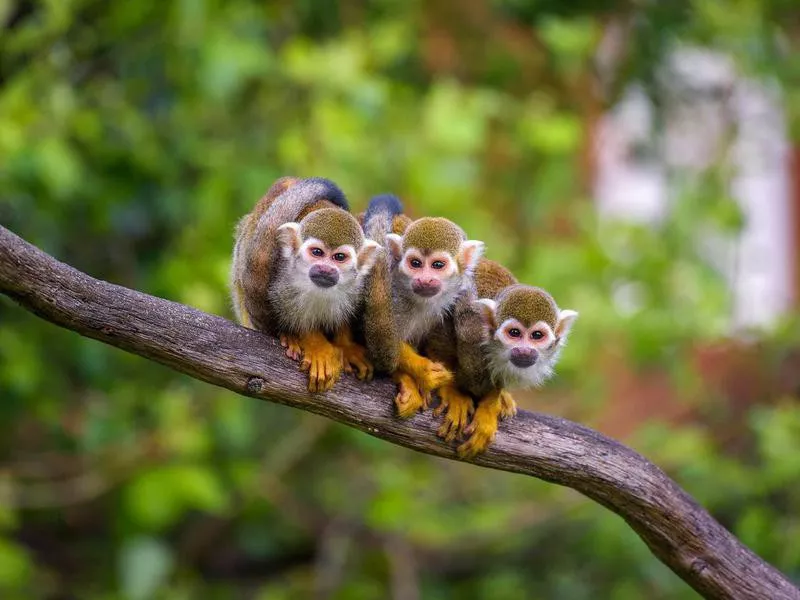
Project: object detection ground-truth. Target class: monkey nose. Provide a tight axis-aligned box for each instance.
[510,348,538,368]
[309,265,339,288]
[412,280,441,298]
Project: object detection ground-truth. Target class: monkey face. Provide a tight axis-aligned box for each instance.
[385,228,484,311]
[277,221,380,297]
[478,293,578,389]
[491,318,559,384]
[298,238,361,291]
[399,249,457,299]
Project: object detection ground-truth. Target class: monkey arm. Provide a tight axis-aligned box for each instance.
[360,254,400,374]
[451,288,495,399]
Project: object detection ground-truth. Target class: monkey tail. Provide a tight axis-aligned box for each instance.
[261,177,349,230]
[363,194,404,244]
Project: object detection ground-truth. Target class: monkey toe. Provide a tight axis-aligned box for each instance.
[281,335,303,361]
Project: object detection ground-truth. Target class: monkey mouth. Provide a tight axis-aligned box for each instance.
[309,273,339,288]
[413,287,441,298]
[510,354,537,368]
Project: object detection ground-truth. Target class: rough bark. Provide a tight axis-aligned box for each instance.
[0,224,797,600]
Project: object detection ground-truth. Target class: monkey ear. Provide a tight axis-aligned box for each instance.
[555,309,578,341]
[277,223,302,257]
[385,233,404,262]
[457,240,485,273]
[476,298,498,330]
[356,240,381,275]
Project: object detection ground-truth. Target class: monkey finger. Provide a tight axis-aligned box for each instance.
[437,419,455,441]
[306,372,318,393]
[421,391,433,410]
[432,399,448,418]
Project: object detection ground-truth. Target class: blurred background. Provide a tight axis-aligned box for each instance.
[1,1,800,598]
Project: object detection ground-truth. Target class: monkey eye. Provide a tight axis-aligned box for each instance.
[508,328,522,338]
[531,330,544,340]
[310,247,325,257]
[409,258,423,269]
[332,252,347,262]
[431,260,446,270]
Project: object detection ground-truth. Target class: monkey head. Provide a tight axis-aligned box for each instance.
[477,285,578,388]
[385,217,483,308]
[277,208,380,298]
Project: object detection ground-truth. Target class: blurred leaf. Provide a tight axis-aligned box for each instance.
[0,537,31,589]
[125,464,229,530]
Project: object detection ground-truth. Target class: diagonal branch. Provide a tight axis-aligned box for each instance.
[0,224,797,600]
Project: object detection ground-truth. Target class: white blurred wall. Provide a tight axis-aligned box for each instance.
[594,46,794,330]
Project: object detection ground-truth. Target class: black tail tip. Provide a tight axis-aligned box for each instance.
[302,177,349,211]
[365,194,404,222]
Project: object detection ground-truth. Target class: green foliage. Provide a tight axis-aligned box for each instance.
[1,0,799,598]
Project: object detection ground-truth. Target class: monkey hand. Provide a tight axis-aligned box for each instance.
[498,389,517,420]
[457,390,503,457]
[297,331,344,392]
[333,328,374,382]
[434,384,475,442]
[393,372,427,418]
[398,343,453,398]
[280,334,304,361]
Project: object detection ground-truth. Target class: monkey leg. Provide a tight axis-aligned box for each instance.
[333,327,374,382]
[498,389,517,420]
[398,343,453,402]
[434,384,475,442]
[393,371,427,418]
[457,389,503,457]
[280,334,303,361]
[295,331,344,393]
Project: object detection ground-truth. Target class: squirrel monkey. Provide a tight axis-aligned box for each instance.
[427,259,578,456]
[231,177,381,392]
[360,195,484,418]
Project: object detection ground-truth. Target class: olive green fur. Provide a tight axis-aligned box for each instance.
[496,285,559,329]
[300,208,364,249]
[402,217,465,256]
[475,258,517,300]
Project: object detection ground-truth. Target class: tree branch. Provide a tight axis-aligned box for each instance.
[0,224,797,600]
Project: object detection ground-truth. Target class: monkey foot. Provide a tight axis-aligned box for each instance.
[498,389,517,420]
[435,384,475,442]
[457,390,503,458]
[333,330,374,381]
[280,334,303,362]
[297,332,343,393]
[342,344,373,381]
[394,373,426,418]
